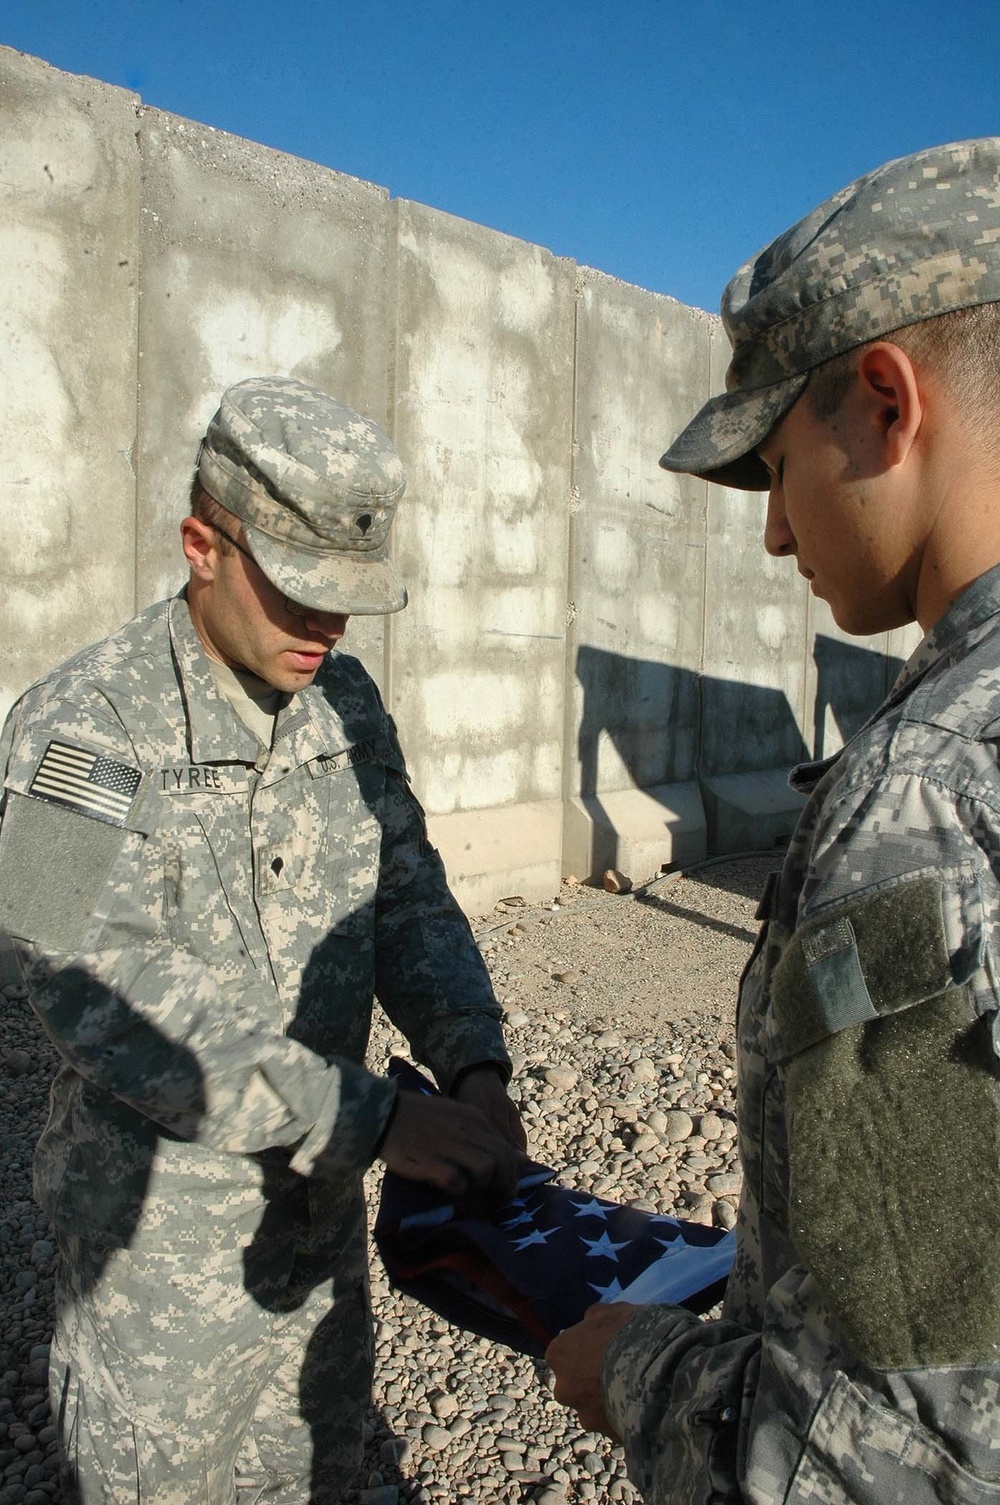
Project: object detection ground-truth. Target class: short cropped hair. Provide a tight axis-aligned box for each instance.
[189,476,238,554]
[807,303,1000,434]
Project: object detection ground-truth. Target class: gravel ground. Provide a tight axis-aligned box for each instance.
[0,852,777,1505]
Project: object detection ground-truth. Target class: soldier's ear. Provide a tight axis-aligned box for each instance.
[180,517,219,582]
[856,342,922,470]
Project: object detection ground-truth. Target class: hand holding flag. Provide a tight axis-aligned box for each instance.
[453,1065,528,1154]
[375,1060,735,1358]
[378,1084,525,1203]
[545,1302,640,1437]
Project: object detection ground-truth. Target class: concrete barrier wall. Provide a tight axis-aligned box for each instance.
[0,45,920,912]
[0,52,140,705]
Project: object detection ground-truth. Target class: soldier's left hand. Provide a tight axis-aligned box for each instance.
[453,1067,528,1154]
[545,1301,642,1437]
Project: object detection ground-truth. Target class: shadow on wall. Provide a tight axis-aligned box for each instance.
[575,633,906,859]
[809,632,905,762]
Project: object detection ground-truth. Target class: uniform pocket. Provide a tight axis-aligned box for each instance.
[788,1371,1000,1505]
[316,758,383,937]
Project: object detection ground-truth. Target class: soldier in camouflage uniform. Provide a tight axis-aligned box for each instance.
[547,139,1000,1502]
[0,377,525,1503]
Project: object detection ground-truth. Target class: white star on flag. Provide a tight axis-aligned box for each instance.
[511,1227,559,1251]
[499,1206,534,1230]
[581,1231,630,1260]
[569,1197,611,1221]
[588,1276,625,1300]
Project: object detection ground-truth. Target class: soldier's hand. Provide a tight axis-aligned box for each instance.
[379,1089,525,1202]
[545,1302,641,1438]
[452,1067,528,1154]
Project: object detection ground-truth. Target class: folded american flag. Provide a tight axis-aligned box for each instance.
[374,1058,735,1357]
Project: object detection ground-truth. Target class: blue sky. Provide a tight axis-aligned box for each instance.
[4,1,999,312]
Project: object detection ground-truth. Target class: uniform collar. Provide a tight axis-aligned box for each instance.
[267,663,351,777]
[167,591,346,772]
[168,591,262,766]
[789,563,1000,793]
[894,561,1000,692]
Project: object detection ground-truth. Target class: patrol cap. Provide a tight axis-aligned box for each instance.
[198,376,407,614]
[661,137,1000,491]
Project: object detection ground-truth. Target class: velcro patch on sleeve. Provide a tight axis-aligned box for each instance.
[28,740,141,827]
[772,873,954,1062]
[0,791,135,953]
[786,989,1000,1370]
[774,867,1000,1369]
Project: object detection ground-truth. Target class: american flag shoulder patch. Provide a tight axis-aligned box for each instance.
[28,740,142,828]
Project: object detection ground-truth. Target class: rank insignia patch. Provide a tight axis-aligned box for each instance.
[29,741,142,827]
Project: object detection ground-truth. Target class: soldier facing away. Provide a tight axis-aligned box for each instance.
[547,138,1000,1503]
[0,377,525,1503]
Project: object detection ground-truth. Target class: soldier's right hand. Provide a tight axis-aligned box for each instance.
[378,1090,524,1203]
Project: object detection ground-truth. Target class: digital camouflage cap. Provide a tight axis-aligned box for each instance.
[661,137,1000,491]
[199,376,408,614]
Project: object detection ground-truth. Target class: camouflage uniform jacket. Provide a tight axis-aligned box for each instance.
[0,593,509,1238]
[603,564,1000,1504]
